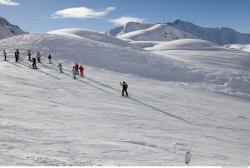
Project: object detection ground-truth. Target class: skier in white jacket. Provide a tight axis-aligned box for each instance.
[58,63,63,73]
[36,51,41,63]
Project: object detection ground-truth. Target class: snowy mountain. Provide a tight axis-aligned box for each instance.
[107,22,196,42]
[0,16,26,39]
[169,20,250,45]
[117,24,196,42]
[0,28,250,165]
[107,20,250,45]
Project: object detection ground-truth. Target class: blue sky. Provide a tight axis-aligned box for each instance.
[0,0,249,33]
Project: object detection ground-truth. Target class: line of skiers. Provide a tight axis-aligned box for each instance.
[3,49,51,64]
[2,49,128,97]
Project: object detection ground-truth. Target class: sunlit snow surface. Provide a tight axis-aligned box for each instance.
[0,30,250,165]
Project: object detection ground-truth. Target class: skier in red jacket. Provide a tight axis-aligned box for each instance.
[79,65,84,77]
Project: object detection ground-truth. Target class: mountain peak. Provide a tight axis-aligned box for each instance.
[0,16,27,39]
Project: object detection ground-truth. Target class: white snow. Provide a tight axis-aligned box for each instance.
[141,39,250,98]
[48,28,140,49]
[0,30,250,166]
[145,39,221,51]
[226,44,250,53]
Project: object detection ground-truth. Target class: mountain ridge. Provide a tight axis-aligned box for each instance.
[107,20,250,45]
[0,16,27,39]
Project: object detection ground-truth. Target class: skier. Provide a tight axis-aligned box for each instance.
[48,54,52,64]
[58,63,63,73]
[72,66,77,79]
[15,49,20,62]
[32,57,37,69]
[75,63,79,75]
[15,51,18,62]
[79,65,84,77]
[185,151,191,166]
[27,50,32,61]
[36,51,41,63]
[3,49,7,61]
[120,81,128,97]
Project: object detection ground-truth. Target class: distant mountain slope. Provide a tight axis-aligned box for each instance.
[169,20,250,45]
[0,16,26,39]
[117,23,196,42]
[107,20,250,45]
[226,44,250,53]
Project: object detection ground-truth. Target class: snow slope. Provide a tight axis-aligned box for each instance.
[0,16,26,39]
[48,28,140,50]
[226,44,250,53]
[118,24,196,42]
[0,31,250,165]
[0,33,217,84]
[0,54,250,166]
[132,39,221,51]
[143,39,250,99]
[1,32,250,98]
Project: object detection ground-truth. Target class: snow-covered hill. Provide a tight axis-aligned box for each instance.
[48,28,140,50]
[226,44,250,53]
[0,33,195,82]
[0,16,26,39]
[131,39,221,51]
[0,29,250,165]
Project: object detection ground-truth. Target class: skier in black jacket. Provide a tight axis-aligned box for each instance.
[32,57,37,69]
[48,54,52,64]
[15,49,20,62]
[120,81,128,97]
[3,49,7,61]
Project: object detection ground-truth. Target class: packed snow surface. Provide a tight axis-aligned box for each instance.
[0,31,250,166]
